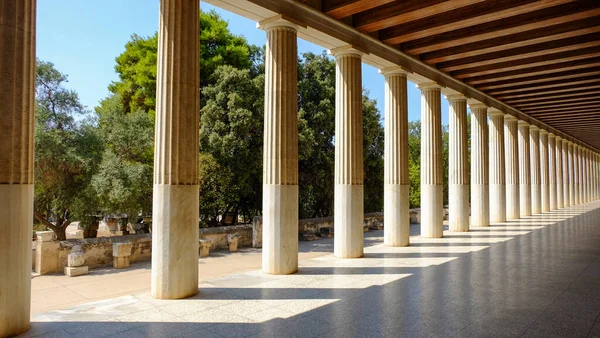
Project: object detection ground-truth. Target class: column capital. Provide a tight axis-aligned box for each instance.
[548,133,556,139]
[530,125,539,132]
[379,66,409,77]
[539,129,548,136]
[416,81,442,91]
[518,120,529,128]
[556,135,563,142]
[488,108,504,117]
[445,94,468,102]
[329,45,365,58]
[563,139,570,145]
[504,114,518,122]
[257,14,305,31]
[467,99,486,110]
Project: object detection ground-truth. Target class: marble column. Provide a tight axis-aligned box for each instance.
[447,95,469,232]
[489,110,506,223]
[556,136,564,209]
[0,1,36,335]
[518,121,531,217]
[530,126,542,214]
[574,145,580,204]
[548,134,557,210]
[540,130,550,212]
[563,139,570,207]
[586,149,591,202]
[382,67,410,246]
[419,83,444,237]
[504,115,520,220]
[332,46,364,258]
[152,0,200,300]
[568,142,575,205]
[260,17,299,274]
[583,148,588,203]
[470,103,490,226]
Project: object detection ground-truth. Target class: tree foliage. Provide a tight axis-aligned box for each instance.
[34,60,103,240]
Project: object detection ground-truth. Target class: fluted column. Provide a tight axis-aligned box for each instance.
[568,142,575,205]
[489,110,506,223]
[447,95,469,232]
[585,149,590,202]
[563,139,570,207]
[556,136,563,209]
[382,67,410,246]
[504,115,519,220]
[574,144,580,204]
[0,1,36,335]
[260,18,299,274]
[470,103,490,226]
[419,83,444,237]
[518,121,531,216]
[540,130,550,212]
[152,0,200,300]
[530,126,541,214]
[548,133,557,210]
[332,46,363,258]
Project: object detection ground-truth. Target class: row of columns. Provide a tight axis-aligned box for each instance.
[3,4,600,335]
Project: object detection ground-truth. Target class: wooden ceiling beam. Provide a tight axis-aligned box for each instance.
[401,5,600,55]
[354,0,478,33]
[504,89,600,104]
[511,95,600,107]
[524,104,600,114]
[486,76,599,96]
[528,107,599,115]
[516,100,600,111]
[378,0,546,45]
[528,111,600,118]
[495,84,600,100]
[436,34,600,72]
[324,0,396,19]
[476,68,600,91]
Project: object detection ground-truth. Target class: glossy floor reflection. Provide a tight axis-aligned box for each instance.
[21,202,600,337]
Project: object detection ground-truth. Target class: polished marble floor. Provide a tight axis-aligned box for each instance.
[19,202,600,337]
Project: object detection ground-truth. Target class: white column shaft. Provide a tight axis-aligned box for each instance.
[530,127,541,214]
[383,70,410,246]
[504,116,519,219]
[334,49,363,258]
[0,1,35,335]
[470,106,490,226]
[574,145,580,204]
[518,122,531,216]
[448,96,469,232]
[420,85,443,238]
[152,0,200,300]
[540,131,550,212]
[556,137,563,209]
[489,112,506,223]
[562,140,570,207]
[568,142,575,205]
[548,134,557,210]
[262,23,299,274]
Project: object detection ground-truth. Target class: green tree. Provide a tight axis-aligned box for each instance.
[363,93,384,213]
[34,60,103,240]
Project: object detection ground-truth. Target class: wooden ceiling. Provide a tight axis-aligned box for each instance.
[315,0,600,148]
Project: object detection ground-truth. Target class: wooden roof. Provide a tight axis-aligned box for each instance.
[316,0,600,148]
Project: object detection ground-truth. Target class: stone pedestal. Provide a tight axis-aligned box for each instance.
[199,239,213,258]
[518,121,531,216]
[259,17,300,273]
[489,110,506,223]
[332,46,364,258]
[469,103,490,227]
[540,130,550,212]
[419,83,443,238]
[548,134,557,210]
[0,1,36,335]
[65,245,88,277]
[504,115,519,220]
[381,68,410,245]
[227,233,241,252]
[447,95,469,232]
[556,136,563,209]
[113,242,133,269]
[562,139,570,207]
[151,0,200,300]
[35,231,59,275]
[530,126,541,214]
[64,266,89,277]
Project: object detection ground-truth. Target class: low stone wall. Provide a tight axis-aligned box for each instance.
[199,224,253,251]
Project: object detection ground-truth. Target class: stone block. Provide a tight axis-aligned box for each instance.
[199,239,213,258]
[113,242,133,269]
[227,233,241,252]
[64,266,88,277]
[36,231,55,242]
[113,256,130,269]
[68,245,85,267]
[252,216,263,248]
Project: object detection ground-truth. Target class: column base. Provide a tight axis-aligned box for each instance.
[449,184,469,232]
[471,183,490,226]
[262,184,299,274]
[490,184,506,223]
[506,184,520,220]
[384,184,409,246]
[421,184,443,238]
[334,184,364,258]
[0,184,33,337]
[151,184,199,300]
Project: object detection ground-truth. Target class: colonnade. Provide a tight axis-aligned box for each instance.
[2,3,600,336]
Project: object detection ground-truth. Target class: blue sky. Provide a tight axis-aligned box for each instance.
[37,0,449,123]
